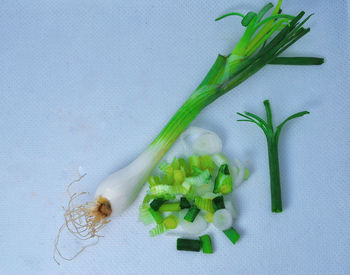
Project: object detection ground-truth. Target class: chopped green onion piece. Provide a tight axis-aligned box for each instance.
[177,238,201,252]
[200,155,215,172]
[223,227,240,245]
[194,180,215,196]
[202,192,218,199]
[171,157,180,169]
[205,212,214,223]
[244,167,250,180]
[180,197,191,209]
[200,235,213,254]
[149,185,187,197]
[158,161,168,173]
[174,169,186,185]
[150,198,167,211]
[142,194,155,206]
[191,166,204,176]
[189,155,201,171]
[149,208,164,224]
[165,166,174,184]
[164,214,179,229]
[179,158,191,176]
[159,202,181,212]
[182,169,211,190]
[212,196,225,211]
[184,205,200,222]
[185,186,196,201]
[195,196,215,213]
[214,164,233,194]
[148,176,160,188]
[150,224,167,237]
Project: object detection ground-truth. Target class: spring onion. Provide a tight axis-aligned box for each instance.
[56,0,322,262]
[200,235,214,254]
[177,238,201,252]
[237,100,309,213]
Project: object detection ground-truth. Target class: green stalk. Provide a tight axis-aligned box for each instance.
[267,137,282,212]
[150,55,226,157]
[237,100,309,213]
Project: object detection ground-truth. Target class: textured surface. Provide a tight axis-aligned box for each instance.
[0,0,349,274]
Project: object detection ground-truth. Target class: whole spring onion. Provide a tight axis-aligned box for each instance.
[55,0,323,262]
[237,100,309,212]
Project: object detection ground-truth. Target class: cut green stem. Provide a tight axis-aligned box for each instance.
[184,205,201,222]
[200,235,213,254]
[177,238,201,252]
[223,227,240,244]
[237,100,309,212]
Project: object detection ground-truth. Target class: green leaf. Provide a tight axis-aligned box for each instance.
[215,12,245,22]
[275,111,310,142]
[256,3,274,22]
[241,12,257,27]
[269,57,324,65]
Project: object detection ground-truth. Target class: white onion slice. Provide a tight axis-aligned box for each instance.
[213,209,233,231]
[233,158,245,189]
[192,132,222,155]
[180,126,222,156]
[224,199,238,219]
[211,153,229,167]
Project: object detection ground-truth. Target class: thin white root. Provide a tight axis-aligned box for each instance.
[53,174,110,265]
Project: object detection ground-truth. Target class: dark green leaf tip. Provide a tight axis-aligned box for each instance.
[241,11,257,26]
[215,12,245,22]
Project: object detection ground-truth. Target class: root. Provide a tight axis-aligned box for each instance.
[54,174,111,265]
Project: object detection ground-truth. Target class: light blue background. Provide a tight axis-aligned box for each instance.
[0,0,349,274]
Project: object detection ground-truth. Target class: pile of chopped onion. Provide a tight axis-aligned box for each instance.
[138,127,249,252]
